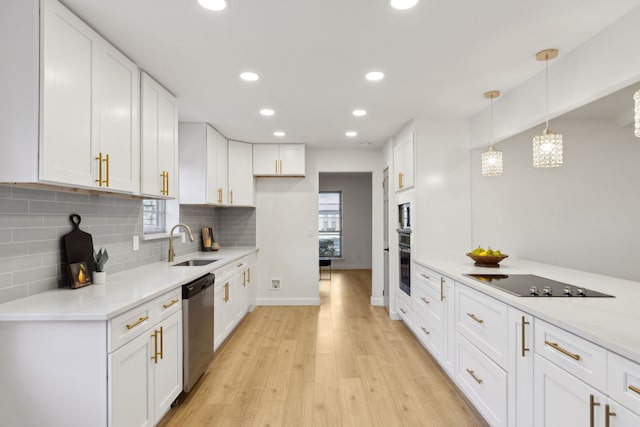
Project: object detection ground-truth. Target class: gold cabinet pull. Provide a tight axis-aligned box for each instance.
[224,282,229,302]
[165,171,169,195]
[467,313,484,324]
[126,316,149,330]
[218,187,223,203]
[466,369,483,384]
[104,153,110,187]
[398,172,404,189]
[605,404,616,427]
[628,385,640,395]
[440,277,445,301]
[420,327,430,335]
[95,152,104,185]
[247,268,251,283]
[590,394,600,427]
[163,298,179,309]
[399,308,407,314]
[151,329,159,363]
[280,159,283,175]
[230,190,233,205]
[275,160,278,174]
[521,316,530,357]
[545,340,580,361]
[160,172,165,195]
[237,263,244,268]
[242,271,246,287]
[421,297,430,304]
[420,273,430,280]
[159,326,164,360]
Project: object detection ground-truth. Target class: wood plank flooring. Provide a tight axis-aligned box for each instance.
[158,270,487,427]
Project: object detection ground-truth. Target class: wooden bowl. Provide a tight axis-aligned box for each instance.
[466,253,508,268]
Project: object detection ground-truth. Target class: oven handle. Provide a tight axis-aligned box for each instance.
[399,247,411,254]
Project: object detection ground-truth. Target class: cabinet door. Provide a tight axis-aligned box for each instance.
[141,73,178,198]
[279,144,305,176]
[109,329,154,427]
[508,308,534,427]
[93,39,140,193]
[153,311,183,422]
[246,252,257,312]
[252,144,279,175]
[206,126,228,205]
[393,133,414,191]
[533,353,605,427]
[213,282,226,351]
[227,274,243,333]
[228,141,255,206]
[606,399,640,426]
[443,279,455,374]
[40,0,94,187]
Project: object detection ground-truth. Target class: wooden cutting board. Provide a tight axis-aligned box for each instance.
[62,214,95,274]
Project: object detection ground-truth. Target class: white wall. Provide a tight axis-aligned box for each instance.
[471,117,640,281]
[319,173,372,269]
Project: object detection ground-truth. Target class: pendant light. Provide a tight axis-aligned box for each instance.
[532,48,563,168]
[634,89,640,137]
[481,91,503,176]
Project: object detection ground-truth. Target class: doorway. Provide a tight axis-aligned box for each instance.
[383,168,389,312]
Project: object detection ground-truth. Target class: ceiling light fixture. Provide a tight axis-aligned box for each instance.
[365,71,384,81]
[360,142,371,146]
[198,0,228,11]
[346,131,358,137]
[390,0,419,10]
[481,91,503,177]
[239,72,259,82]
[273,131,285,137]
[352,109,367,117]
[532,48,563,168]
[260,108,275,116]
[634,90,640,137]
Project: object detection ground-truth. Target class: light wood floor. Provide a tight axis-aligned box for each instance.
[158,270,487,427]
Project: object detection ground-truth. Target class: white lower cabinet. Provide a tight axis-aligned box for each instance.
[604,399,640,426]
[109,310,182,427]
[213,257,250,351]
[507,307,534,427]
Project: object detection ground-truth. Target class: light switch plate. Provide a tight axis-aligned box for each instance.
[133,235,139,251]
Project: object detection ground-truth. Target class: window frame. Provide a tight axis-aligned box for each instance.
[143,199,167,235]
[318,190,343,258]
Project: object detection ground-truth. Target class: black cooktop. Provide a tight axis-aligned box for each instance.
[464,274,615,298]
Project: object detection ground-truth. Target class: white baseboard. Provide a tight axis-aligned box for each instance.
[389,309,401,321]
[256,298,321,306]
[370,296,383,306]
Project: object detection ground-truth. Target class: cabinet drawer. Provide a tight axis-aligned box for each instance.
[413,274,444,325]
[456,333,508,427]
[414,263,448,298]
[456,284,508,367]
[396,296,414,327]
[413,312,445,361]
[153,289,182,323]
[608,352,640,415]
[534,319,607,391]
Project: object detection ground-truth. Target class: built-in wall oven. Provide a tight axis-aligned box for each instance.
[398,202,411,296]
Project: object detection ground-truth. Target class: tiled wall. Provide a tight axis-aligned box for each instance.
[0,185,255,304]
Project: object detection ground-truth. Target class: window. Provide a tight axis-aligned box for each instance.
[143,199,166,234]
[319,191,342,257]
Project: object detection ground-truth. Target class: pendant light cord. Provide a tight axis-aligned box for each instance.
[545,56,550,132]
[490,96,495,148]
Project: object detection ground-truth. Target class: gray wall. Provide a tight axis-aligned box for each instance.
[0,185,255,304]
[471,117,640,281]
[319,172,372,269]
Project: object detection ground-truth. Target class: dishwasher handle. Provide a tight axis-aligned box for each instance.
[182,273,215,299]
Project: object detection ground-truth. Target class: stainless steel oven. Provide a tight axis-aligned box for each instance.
[398,229,411,296]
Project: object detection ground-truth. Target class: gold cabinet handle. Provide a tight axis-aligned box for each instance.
[545,340,581,361]
[590,394,601,427]
[467,313,484,324]
[163,298,179,309]
[165,171,169,196]
[151,329,159,363]
[440,277,445,301]
[230,190,233,205]
[218,187,223,204]
[160,172,165,195]
[242,271,246,287]
[224,282,229,302]
[420,327,430,335]
[420,273,430,280]
[280,159,283,175]
[398,172,404,189]
[421,297,430,304]
[159,325,164,360]
[628,385,640,395]
[247,267,251,283]
[104,153,110,187]
[275,159,278,174]
[466,369,483,384]
[399,308,407,314]
[237,263,244,268]
[605,404,616,427]
[126,316,149,330]
[95,152,104,185]
[521,316,530,357]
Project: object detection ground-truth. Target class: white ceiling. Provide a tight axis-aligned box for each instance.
[61,0,640,148]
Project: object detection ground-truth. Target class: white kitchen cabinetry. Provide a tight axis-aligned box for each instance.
[141,72,178,198]
[179,123,228,205]
[213,257,250,351]
[507,307,534,427]
[253,144,305,176]
[228,140,255,206]
[393,133,414,191]
[246,251,257,312]
[1,0,140,194]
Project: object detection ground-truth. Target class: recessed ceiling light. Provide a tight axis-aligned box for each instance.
[352,109,367,117]
[365,71,385,81]
[198,0,228,11]
[240,72,259,82]
[273,131,286,137]
[260,108,275,116]
[345,131,358,137]
[360,142,371,146]
[390,0,419,10]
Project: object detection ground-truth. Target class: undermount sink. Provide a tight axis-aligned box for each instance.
[172,259,218,267]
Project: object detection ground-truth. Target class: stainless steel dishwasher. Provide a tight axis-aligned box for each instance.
[182,273,215,393]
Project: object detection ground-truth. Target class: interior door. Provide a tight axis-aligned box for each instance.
[383,168,390,311]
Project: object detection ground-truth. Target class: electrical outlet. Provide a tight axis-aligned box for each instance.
[270,279,281,290]
[133,235,139,251]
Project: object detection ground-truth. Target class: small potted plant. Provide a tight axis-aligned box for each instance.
[93,248,109,284]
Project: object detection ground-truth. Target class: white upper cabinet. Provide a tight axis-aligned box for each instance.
[0,0,140,194]
[393,133,414,192]
[179,123,228,205]
[141,72,178,198]
[228,141,255,206]
[253,144,305,176]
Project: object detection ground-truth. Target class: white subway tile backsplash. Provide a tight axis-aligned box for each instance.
[0,200,29,214]
[13,227,58,242]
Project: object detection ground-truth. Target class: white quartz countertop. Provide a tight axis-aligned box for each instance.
[0,247,258,322]
[416,256,640,364]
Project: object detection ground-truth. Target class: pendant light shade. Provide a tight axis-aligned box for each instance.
[481,90,503,176]
[533,49,563,168]
[634,89,640,137]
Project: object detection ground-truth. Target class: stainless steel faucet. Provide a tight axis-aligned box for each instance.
[168,223,195,262]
